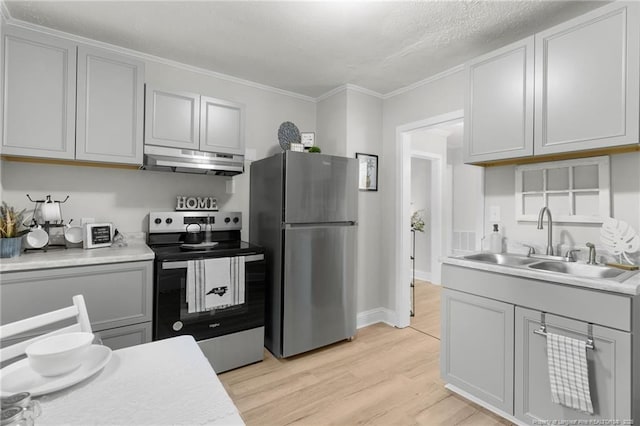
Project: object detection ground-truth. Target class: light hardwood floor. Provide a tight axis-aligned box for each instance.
[219,280,512,425]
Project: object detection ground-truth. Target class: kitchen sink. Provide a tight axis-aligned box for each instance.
[461,252,638,282]
[463,253,539,267]
[527,261,631,280]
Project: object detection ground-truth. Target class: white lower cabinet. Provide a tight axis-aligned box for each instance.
[515,307,632,424]
[96,322,153,351]
[0,261,153,351]
[441,264,638,425]
[441,289,514,414]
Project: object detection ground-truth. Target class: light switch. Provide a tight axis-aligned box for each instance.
[489,206,501,222]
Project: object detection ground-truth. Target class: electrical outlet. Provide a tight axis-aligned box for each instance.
[226,180,235,194]
[489,206,501,222]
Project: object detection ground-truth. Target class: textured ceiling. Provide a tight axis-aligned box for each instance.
[4,1,608,98]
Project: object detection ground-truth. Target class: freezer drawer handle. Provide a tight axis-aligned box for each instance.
[162,253,264,270]
[533,312,595,350]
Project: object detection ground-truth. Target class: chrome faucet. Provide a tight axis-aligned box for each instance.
[586,242,597,264]
[537,207,554,255]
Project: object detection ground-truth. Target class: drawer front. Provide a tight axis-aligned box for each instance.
[97,322,152,351]
[1,261,153,334]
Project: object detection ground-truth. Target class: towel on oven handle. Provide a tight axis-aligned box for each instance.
[186,257,246,313]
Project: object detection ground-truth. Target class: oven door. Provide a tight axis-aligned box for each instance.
[154,253,265,341]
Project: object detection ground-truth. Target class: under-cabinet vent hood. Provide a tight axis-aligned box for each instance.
[142,145,244,176]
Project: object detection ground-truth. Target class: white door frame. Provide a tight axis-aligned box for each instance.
[394,110,464,328]
[410,151,443,284]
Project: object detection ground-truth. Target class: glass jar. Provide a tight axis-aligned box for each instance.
[0,393,41,426]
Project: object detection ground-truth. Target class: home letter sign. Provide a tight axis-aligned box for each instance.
[176,196,218,211]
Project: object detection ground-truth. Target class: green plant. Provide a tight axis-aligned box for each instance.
[0,202,27,238]
[411,210,425,232]
[308,146,321,153]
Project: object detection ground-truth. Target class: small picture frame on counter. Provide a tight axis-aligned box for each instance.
[356,153,378,192]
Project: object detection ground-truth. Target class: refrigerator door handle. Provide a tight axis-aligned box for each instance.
[283,221,357,229]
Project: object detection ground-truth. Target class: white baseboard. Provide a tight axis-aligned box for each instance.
[444,384,527,426]
[357,307,396,329]
[414,270,431,282]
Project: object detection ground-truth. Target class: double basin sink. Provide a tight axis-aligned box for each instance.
[463,253,637,282]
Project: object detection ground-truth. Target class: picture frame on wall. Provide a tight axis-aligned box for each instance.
[356,153,378,192]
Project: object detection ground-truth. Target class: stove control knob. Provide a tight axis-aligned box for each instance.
[233,217,239,224]
[166,218,173,224]
[224,217,231,223]
[154,218,162,225]
[173,321,183,332]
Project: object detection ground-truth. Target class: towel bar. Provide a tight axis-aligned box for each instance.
[534,312,595,350]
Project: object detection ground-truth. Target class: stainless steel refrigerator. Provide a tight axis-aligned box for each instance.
[250,151,358,358]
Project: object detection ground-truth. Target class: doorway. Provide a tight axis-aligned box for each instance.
[395,110,484,328]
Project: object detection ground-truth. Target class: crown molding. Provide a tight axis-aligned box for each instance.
[344,84,384,99]
[382,64,465,99]
[4,14,464,104]
[317,83,384,102]
[0,0,11,21]
[316,85,348,102]
[4,17,316,103]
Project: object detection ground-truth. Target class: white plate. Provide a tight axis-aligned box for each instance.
[0,345,112,397]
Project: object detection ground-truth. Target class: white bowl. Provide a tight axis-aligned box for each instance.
[23,228,49,249]
[64,226,83,244]
[25,332,94,377]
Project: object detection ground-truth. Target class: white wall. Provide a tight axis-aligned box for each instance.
[410,130,449,285]
[410,157,431,277]
[449,146,483,254]
[484,152,640,264]
[316,91,347,156]
[381,70,466,311]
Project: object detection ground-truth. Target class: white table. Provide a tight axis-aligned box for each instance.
[36,336,245,425]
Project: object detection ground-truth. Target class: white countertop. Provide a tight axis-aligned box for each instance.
[36,335,245,426]
[442,254,640,296]
[0,239,154,273]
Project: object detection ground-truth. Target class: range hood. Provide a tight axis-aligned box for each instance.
[142,145,244,176]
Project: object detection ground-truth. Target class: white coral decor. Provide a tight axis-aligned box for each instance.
[600,217,640,265]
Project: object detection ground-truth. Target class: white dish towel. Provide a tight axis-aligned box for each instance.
[186,257,246,313]
[546,332,594,414]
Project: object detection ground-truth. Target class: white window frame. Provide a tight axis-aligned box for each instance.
[515,156,610,223]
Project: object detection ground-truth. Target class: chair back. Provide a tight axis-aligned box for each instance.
[1,294,92,363]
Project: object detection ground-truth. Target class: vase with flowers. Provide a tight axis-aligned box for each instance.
[411,210,426,233]
[0,202,28,258]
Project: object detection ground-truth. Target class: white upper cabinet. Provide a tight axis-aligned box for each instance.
[145,87,245,156]
[463,2,640,164]
[2,26,76,159]
[76,46,145,164]
[200,96,245,155]
[464,36,534,164]
[144,87,200,150]
[534,2,640,155]
[1,25,145,165]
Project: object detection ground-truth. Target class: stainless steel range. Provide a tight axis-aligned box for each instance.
[148,211,266,373]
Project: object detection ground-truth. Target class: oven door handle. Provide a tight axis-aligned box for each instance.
[161,253,264,270]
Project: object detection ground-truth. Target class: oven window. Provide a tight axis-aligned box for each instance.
[154,258,266,341]
[158,268,247,326]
